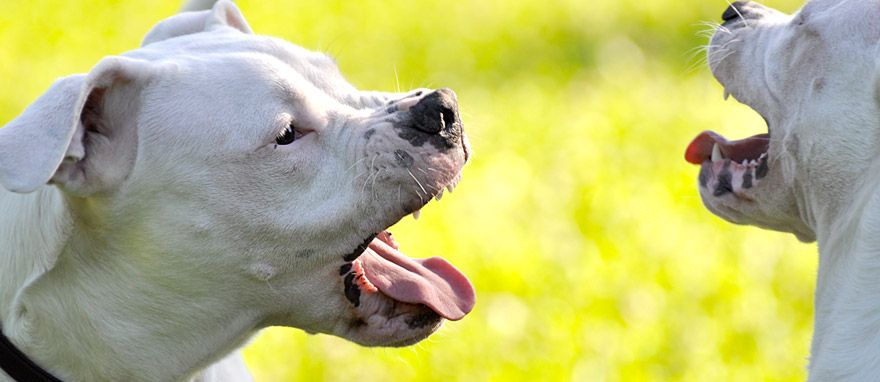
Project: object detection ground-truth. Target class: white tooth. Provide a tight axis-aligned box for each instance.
[711,143,724,162]
[413,209,421,220]
[742,159,749,166]
[445,172,462,193]
[724,90,731,100]
[435,189,444,201]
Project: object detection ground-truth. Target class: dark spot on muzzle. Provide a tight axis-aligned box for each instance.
[699,162,712,188]
[339,263,352,276]
[344,273,361,307]
[364,129,376,140]
[714,160,734,197]
[756,156,769,179]
[394,149,414,168]
[394,88,464,152]
[405,310,441,329]
[742,171,753,189]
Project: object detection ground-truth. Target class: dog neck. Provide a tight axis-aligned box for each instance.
[0,186,259,381]
[0,187,68,324]
[806,164,880,379]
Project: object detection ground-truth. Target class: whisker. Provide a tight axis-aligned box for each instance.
[708,52,732,69]
[361,171,373,195]
[685,56,710,74]
[361,156,380,196]
[369,169,382,201]
[347,156,369,173]
[708,45,737,67]
[393,64,401,94]
[407,170,428,202]
[684,44,709,56]
[705,38,740,68]
[724,0,750,28]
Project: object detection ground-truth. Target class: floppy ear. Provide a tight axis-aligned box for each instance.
[0,56,153,194]
[142,0,252,46]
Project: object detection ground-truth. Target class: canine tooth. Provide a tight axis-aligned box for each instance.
[711,143,724,161]
[724,90,731,100]
[435,189,444,201]
[444,172,462,194]
[413,209,421,220]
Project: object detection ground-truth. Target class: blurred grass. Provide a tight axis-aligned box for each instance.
[0,0,817,381]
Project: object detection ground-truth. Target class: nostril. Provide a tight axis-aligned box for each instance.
[440,108,456,132]
[409,89,460,135]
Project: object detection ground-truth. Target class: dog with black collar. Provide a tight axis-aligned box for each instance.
[0,1,474,380]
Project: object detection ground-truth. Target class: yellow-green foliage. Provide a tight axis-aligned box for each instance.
[0,1,817,380]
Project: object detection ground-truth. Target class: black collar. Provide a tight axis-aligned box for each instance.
[0,325,62,382]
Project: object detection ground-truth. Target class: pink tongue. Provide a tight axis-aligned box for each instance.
[360,238,475,321]
[685,130,770,165]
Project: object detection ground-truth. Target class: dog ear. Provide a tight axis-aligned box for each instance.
[0,56,153,194]
[142,0,253,46]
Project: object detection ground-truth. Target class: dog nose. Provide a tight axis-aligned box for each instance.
[409,88,461,135]
[722,1,751,23]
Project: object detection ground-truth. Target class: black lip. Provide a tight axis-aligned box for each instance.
[342,233,378,262]
[341,178,443,264]
[343,272,361,306]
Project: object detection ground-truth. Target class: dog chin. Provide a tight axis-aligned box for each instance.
[338,291,444,347]
[329,148,474,346]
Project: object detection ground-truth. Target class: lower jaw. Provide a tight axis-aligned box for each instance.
[700,154,768,198]
[344,305,443,347]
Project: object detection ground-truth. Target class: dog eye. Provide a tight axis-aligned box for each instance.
[276,123,299,145]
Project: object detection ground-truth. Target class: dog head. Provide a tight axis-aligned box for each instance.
[0,1,473,347]
[685,0,880,242]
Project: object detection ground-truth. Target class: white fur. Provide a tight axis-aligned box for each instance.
[0,1,467,381]
[180,0,224,13]
[702,0,880,379]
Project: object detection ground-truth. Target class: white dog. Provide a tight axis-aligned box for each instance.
[687,0,880,379]
[0,1,474,381]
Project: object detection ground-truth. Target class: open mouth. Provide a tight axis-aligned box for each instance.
[339,173,475,322]
[685,128,771,196]
[685,130,769,166]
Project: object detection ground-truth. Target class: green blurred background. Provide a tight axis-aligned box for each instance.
[0,0,817,380]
